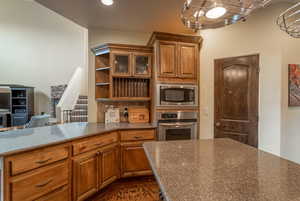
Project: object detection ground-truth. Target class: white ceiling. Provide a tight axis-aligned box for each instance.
[35,0,297,34]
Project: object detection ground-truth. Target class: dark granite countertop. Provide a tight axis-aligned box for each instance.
[144,139,300,201]
[0,122,156,156]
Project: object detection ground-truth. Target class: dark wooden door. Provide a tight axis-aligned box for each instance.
[214,55,259,147]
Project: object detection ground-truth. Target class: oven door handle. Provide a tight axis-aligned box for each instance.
[159,123,196,127]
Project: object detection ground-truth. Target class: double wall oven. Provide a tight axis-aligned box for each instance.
[157,112,198,141]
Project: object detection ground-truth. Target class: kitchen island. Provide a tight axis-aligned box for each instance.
[0,122,157,201]
[144,139,300,201]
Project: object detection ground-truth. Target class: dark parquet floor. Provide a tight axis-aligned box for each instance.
[87,177,160,201]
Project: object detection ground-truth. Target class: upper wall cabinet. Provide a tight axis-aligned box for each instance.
[148,32,202,83]
[92,44,153,101]
[178,43,198,79]
[112,52,131,76]
[133,53,152,77]
[158,41,177,78]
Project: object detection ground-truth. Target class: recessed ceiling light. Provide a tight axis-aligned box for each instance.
[101,0,114,6]
[206,6,227,19]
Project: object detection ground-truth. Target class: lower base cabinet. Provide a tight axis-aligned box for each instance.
[35,185,69,201]
[72,144,119,201]
[3,128,155,201]
[73,151,99,201]
[100,145,119,188]
[121,143,152,177]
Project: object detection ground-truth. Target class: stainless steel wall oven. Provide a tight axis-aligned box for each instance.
[157,111,198,141]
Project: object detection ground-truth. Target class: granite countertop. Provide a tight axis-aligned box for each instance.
[0,122,156,156]
[144,139,300,201]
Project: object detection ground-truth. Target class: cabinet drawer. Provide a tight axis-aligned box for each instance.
[7,145,69,176]
[73,132,118,155]
[11,161,69,201]
[120,129,155,142]
[35,185,69,201]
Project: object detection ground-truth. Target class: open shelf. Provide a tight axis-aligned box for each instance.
[96,83,110,86]
[96,67,111,71]
[95,53,110,69]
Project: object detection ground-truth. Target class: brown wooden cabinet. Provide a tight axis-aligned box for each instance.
[73,144,119,201]
[3,128,156,201]
[120,129,155,178]
[92,44,153,101]
[99,144,119,188]
[133,53,152,77]
[121,143,152,177]
[178,43,198,79]
[73,151,99,201]
[157,40,198,79]
[158,41,177,78]
[112,52,131,77]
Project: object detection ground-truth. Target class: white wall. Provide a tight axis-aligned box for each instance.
[199,3,288,156]
[0,0,88,115]
[88,28,151,122]
[281,34,300,164]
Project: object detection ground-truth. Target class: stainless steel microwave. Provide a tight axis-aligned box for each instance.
[157,84,198,107]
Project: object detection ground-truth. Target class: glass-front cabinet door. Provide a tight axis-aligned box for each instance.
[112,53,131,76]
[133,54,151,77]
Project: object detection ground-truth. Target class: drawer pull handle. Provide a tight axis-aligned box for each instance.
[134,136,141,139]
[35,158,52,164]
[35,179,53,188]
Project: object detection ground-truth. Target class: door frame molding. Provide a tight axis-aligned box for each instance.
[213,53,260,147]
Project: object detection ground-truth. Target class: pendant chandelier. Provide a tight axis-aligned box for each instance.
[181,0,272,31]
[277,2,300,38]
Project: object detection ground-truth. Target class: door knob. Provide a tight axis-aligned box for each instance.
[215,122,221,127]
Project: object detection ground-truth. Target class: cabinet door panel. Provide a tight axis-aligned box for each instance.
[100,145,119,188]
[158,41,177,77]
[121,144,152,177]
[178,43,197,78]
[112,53,131,76]
[133,54,152,77]
[73,152,98,201]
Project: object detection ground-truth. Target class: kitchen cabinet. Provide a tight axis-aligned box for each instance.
[112,52,131,76]
[100,144,119,188]
[158,41,177,78]
[157,41,198,79]
[120,129,155,177]
[178,43,198,78]
[73,144,119,201]
[92,44,152,101]
[147,32,202,83]
[121,143,152,177]
[111,52,151,78]
[2,127,156,201]
[73,151,99,201]
[133,53,152,77]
